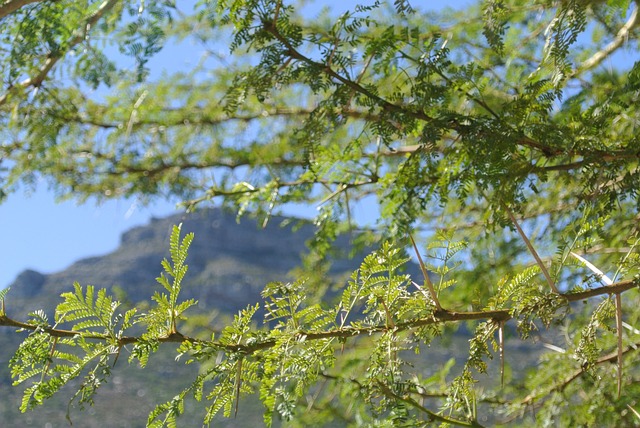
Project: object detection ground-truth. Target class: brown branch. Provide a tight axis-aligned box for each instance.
[0,0,120,106]
[538,161,587,172]
[263,21,432,120]
[538,151,640,172]
[573,4,640,76]
[375,380,484,427]
[65,149,306,173]
[262,21,619,160]
[1,279,636,355]
[0,314,192,345]
[564,279,637,300]
[521,337,640,407]
[55,108,640,175]
[0,0,47,19]
[182,177,377,208]
[262,17,640,168]
[262,22,552,155]
[49,107,345,129]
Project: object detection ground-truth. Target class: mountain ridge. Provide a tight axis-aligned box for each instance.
[1,207,374,427]
[5,208,366,315]
[0,208,545,427]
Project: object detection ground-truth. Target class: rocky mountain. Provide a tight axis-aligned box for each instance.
[0,208,382,427]
[0,208,543,427]
[6,208,365,315]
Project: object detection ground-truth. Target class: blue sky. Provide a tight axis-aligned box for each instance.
[0,189,179,288]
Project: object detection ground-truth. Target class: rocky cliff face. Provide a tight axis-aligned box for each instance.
[5,208,366,316]
[9,269,46,298]
[0,209,544,427]
[1,208,379,427]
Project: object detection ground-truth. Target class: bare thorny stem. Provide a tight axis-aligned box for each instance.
[409,234,442,309]
[503,203,560,294]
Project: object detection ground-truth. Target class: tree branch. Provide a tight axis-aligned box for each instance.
[1,279,636,355]
[0,0,47,20]
[375,380,484,427]
[261,21,619,160]
[49,107,361,130]
[0,0,120,106]
[0,313,194,345]
[564,279,637,300]
[520,337,640,407]
[574,4,640,76]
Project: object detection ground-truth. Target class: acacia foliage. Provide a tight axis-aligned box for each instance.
[1,0,640,426]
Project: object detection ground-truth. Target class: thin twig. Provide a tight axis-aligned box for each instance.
[375,380,483,427]
[234,357,243,418]
[409,234,442,309]
[503,204,559,294]
[521,338,640,407]
[615,292,623,398]
[499,321,505,388]
[573,4,639,76]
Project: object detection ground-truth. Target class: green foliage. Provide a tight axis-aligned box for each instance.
[56,283,136,337]
[2,0,640,426]
[6,224,199,422]
[9,290,127,418]
[0,286,9,315]
[132,224,197,366]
